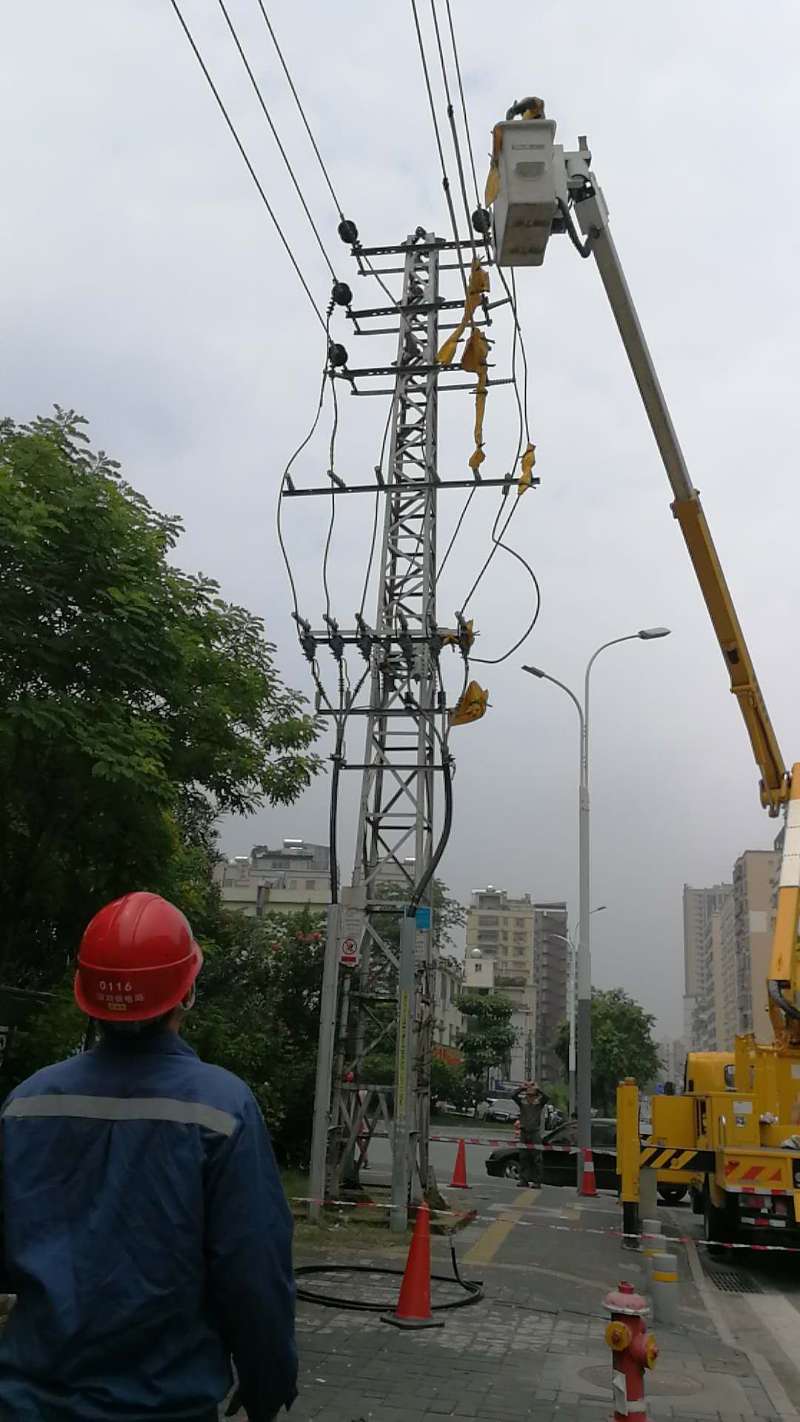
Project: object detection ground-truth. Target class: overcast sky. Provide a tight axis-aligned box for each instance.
[3,2,799,1037]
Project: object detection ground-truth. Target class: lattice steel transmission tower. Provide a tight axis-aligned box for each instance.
[303,229,522,1231]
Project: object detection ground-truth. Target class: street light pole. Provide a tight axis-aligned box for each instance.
[550,914,604,1118]
[523,627,669,1182]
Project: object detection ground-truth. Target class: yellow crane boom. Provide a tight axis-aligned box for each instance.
[488,107,797,1036]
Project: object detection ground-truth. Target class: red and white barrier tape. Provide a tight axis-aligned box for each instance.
[372,1131,590,1156]
[291,1194,800,1255]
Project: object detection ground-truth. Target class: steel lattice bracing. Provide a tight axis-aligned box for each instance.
[309,234,445,1229]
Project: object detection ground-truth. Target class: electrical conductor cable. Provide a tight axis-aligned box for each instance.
[169,0,326,331]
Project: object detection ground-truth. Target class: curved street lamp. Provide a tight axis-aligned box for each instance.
[522,627,670,1179]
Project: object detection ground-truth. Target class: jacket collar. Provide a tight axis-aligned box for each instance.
[94,1030,198,1060]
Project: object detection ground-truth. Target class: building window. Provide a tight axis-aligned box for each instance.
[473,963,482,974]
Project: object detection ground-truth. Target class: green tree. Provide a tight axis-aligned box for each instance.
[554,987,660,1115]
[457,992,517,1109]
[430,1056,467,1112]
[188,907,325,1167]
[0,409,319,988]
[369,878,465,959]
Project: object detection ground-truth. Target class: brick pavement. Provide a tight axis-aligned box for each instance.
[222,1184,799,1421]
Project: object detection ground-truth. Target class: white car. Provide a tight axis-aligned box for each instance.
[476,1097,520,1123]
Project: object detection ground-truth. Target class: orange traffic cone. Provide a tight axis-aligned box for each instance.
[580,1146,598,1197]
[449,1138,470,1189]
[382,1203,444,1329]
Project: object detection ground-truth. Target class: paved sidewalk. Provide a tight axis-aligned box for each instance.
[225,1181,799,1420]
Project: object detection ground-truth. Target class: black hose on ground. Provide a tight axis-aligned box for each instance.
[294,1239,484,1312]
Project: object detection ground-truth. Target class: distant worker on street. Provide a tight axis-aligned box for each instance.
[0,892,297,1422]
[511,1080,549,1187]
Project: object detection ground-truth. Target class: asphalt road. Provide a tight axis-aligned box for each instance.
[363,1119,511,1187]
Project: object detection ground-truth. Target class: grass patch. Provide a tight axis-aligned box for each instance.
[280,1171,473,1250]
[281,1169,311,1207]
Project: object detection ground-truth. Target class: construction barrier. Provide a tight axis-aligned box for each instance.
[579,1147,598,1198]
[289,1194,800,1254]
[648,1251,679,1327]
[381,1203,443,1330]
[373,1130,600,1155]
[449,1138,469,1189]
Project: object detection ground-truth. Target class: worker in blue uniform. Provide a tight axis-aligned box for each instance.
[0,892,298,1422]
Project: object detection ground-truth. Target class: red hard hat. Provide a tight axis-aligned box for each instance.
[74,892,203,1022]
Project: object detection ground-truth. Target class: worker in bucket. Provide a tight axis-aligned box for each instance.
[0,892,297,1422]
[511,1080,549,1187]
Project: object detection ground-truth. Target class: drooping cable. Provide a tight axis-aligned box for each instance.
[328,656,372,905]
[471,549,542,665]
[436,485,476,585]
[277,367,328,620]
[169,0,326,331]
[321,372,340,621]
[441,261,523,597]
[359,400,395,619]
[421,8,539,671]
[215,0,336,279]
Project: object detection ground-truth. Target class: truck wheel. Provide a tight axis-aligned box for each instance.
[704,1184,732,1258]
[657,1184,688,1205]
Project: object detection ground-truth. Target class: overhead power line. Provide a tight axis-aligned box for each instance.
[254,0,346,220]
[215,0,337,279]
[428,0,478,268]
[444,0,481,211]
[169,0,326,330]
[254,0,400,309]
[409,0,469,293]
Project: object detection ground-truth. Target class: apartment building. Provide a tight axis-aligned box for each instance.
[214,840,330,918]
[532,902,568,1084]
[683,883,732,1049]
[734,848,780,1038]
[434,955,464,1053]
[465,887,567,1085]
[658,1038,687,1088]
[466,887,535,1081]
[684,852,781,1050]
[683,884,730,1042]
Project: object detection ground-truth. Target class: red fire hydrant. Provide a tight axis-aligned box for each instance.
[603,1281,658,1420]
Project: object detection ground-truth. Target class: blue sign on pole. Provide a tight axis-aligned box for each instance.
[415,906,432,931]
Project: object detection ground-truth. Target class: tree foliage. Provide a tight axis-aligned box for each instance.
[0,409,319,985]
[554,987,660,1115]
[188,907,325,1166]
[456,992,517,1103]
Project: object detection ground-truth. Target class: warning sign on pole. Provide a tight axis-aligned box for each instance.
[339,937,359,968]
[336,904,365,969]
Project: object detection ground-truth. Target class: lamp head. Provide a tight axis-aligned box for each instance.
[638,627,671,640]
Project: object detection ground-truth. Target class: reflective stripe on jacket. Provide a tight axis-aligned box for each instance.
[0,1032,297,1421]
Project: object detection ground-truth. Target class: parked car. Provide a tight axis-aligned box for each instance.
[484,1117,688,1201]
[476,1097,520,1123]
[486,1118,617,1187]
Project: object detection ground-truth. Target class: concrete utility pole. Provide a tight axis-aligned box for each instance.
[305,231,519,1231]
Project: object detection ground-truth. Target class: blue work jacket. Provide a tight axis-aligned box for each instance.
[0,1031,297,1421]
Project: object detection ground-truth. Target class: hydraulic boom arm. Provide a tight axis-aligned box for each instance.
[566,140,800,1039]
[491,107,798,1038]
[568,144,789,818]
